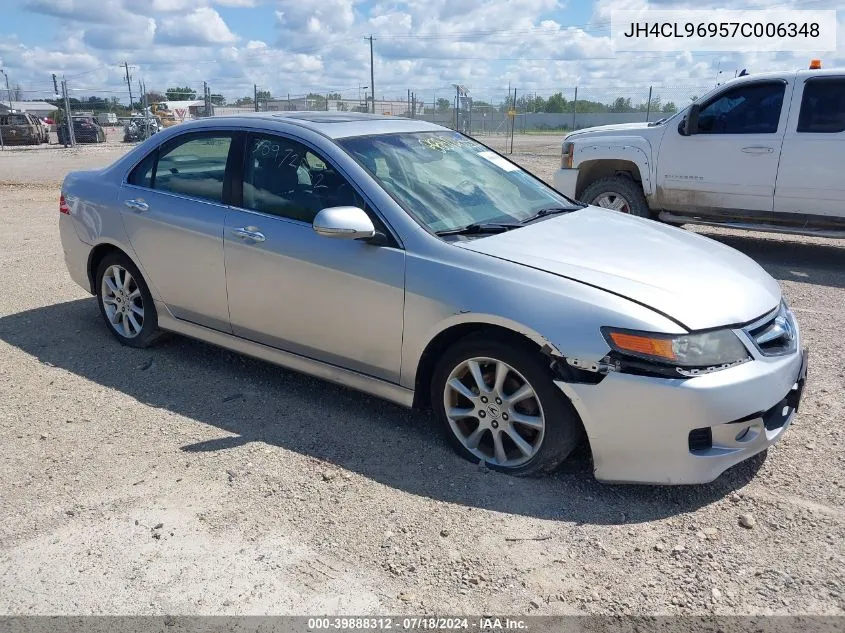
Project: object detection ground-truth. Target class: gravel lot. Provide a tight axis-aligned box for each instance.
[0,134,843,616]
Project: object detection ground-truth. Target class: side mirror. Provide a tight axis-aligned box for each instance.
[679,103,700,136]
[312,206,376,240]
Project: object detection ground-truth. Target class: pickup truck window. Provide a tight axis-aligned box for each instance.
[696,82,785,135]
[797,78,845,134]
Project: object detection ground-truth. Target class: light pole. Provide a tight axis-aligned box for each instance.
[0,69,12,109]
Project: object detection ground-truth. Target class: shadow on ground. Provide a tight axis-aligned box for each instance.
[700,231,845,290]
[0,295,769,525]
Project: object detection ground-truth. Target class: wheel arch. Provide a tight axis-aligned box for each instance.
[411,318,560,410]
[86,241,149,295]
[575,159,645,199]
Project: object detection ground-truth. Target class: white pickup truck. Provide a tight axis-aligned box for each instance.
[553,65,845,238]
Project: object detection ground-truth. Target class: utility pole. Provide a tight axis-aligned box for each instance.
[52,73,59,99]
[407,89,410,118]
[572,86,578,130]
[254,84,259,112]
[510,88,517,154]
[411,92,415,119]
[61,79,75,148]
[124,62,134,112]
[0,69,11,108]
[367,36,375,114]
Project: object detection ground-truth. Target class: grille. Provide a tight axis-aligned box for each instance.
[745,303,797,357]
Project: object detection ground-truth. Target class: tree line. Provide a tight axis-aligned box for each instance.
[436,93,678,114]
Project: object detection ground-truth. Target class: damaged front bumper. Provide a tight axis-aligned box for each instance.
[555,346,807,485]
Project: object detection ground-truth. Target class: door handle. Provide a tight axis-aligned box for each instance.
[124,199,149,212]
[232,227,266,243]
[741,146,774,154]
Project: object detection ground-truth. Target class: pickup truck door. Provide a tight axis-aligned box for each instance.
[655,80,792,217]
[774,75,845,221]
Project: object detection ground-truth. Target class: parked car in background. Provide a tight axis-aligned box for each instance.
[554,62,845,238]
[123,116,161,142]
[58,116,106,144]
[0,111,47,145]
[59,113,807,484]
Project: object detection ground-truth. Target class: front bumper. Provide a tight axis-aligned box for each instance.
[557,347,807,484]
[553,168,578,198]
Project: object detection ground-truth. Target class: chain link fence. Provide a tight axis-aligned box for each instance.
[1,81,714,152]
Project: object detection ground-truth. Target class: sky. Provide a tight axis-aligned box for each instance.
[0,0,843,107]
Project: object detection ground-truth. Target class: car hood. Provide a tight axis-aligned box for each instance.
[459,207,781,331]
[566,121,656,138]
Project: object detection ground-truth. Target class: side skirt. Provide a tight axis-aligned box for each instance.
[156,302,415,409]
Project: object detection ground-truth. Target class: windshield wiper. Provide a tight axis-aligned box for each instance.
[519,206,577,224]
[435,222,521,237]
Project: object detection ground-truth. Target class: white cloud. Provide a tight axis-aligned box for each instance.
[156,7,239,45]
[84,17,156,50]
[6,0,845,108]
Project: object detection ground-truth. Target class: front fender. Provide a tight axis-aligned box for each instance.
[573,136,655,197]
[399,249,683,390]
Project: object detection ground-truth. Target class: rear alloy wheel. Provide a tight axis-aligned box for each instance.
[95,252,162,348]
[432,335,583,476]
[581,175,650,218]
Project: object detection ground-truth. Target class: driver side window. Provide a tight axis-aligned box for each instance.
[242,134,364,223]
[696,82,785,135]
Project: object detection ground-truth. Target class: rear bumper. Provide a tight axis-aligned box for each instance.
[558,345,806,485]
[59,213,92,293]
[553,168,578,198]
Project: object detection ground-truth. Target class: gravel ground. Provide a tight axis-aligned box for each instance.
[0,135,843,616]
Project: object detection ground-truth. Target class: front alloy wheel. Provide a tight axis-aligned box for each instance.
[444,357,545,468]
[432,334,583,476]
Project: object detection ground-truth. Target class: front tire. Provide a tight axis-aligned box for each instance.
[431,333,583,476]
[95,252,162,348]
[581,175,650,218]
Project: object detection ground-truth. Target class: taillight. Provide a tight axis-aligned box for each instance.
[59,194,70,215]
[561,142,574,169]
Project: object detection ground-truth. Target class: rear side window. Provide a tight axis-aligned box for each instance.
[128,150,157,188]
[155,134,232,203]
[798,79,845,133]
[126,133,234,203]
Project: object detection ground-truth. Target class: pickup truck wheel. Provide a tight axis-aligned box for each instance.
[581,176,650,218]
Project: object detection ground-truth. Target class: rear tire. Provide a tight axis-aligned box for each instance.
[431,333,583,477]
[581,176,650,218]
[95,252,162,349]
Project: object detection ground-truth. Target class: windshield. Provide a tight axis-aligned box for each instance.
[338,131,579,234]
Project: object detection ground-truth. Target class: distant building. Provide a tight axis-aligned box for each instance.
[0,101,57,118]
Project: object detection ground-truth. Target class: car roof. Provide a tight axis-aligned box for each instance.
[207,111,447,139]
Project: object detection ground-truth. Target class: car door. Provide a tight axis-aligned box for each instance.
[224,132,406,382]
[655,80,791,217]
[120,130,236,332]
[775,76,845,220]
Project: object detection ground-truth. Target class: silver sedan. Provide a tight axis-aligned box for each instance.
[59,113,808,484]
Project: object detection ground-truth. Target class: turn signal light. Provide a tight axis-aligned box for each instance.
[561,142,574,169]
[810,59,822,69]
[59,194,70,214]
[607,331,677,361]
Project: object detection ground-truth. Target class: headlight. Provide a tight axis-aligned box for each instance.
[601,327,750,368]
